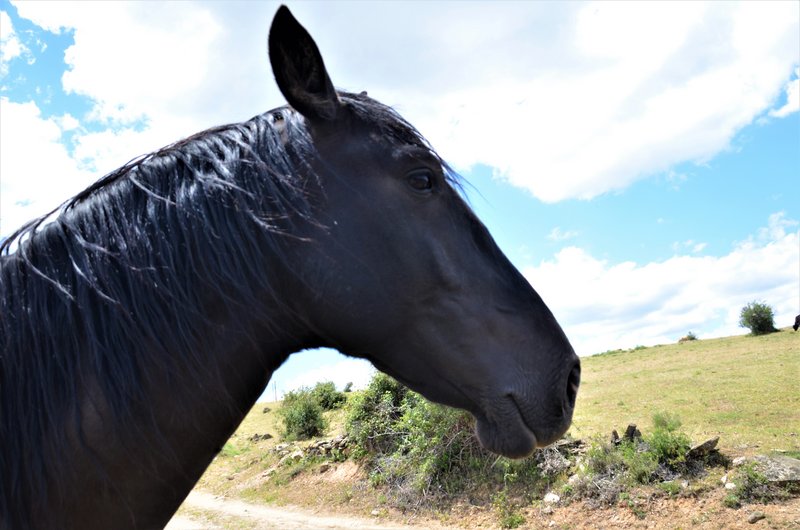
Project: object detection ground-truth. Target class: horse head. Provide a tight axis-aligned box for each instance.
[269,6,580,458]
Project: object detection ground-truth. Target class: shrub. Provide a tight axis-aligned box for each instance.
[739,301,778,335]
[279,389,326,440]
[311,381,346,410]
[648,412,691,469]
[346,373,409,455]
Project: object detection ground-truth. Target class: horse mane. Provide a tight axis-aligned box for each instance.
[0,91,453,526]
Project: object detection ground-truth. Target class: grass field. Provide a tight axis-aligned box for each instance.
[570,327,800,454]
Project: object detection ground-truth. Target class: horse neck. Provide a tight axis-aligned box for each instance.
[17,209,314,529]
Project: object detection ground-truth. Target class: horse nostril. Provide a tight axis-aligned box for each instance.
[565,361,580,409]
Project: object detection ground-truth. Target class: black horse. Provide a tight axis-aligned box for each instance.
[0,7,579,529]
[793,314,799,331]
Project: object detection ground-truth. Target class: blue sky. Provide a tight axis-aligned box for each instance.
[1,1,798,398]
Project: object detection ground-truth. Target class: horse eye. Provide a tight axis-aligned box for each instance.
[408,171,434,192]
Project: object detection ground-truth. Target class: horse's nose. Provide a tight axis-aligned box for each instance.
[565,359,580,410]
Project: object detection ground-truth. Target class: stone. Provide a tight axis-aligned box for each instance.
[262,406,271,413]
[624,424,642,442]
[370,509,380,517]
[747,511,766,524]
[290,450,303,462]
[732,456,748,467]
[610,430,621,446]
[753,455,800,486]
[543,492,560,504]
[319,463,331,473]
[686,436,719,460]
[725,482,737,490]
[721,473,728,484]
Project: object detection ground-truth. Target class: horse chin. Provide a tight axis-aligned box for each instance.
[474,413,538,459]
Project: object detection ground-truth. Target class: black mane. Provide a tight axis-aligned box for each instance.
[0,91,452,526]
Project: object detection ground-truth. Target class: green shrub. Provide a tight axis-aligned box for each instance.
[311,381,346,410]
[648,412,691,469]
[346,373,409,455]
[279,389,326,440]
[739,301,777,335]
[492,488,525,529]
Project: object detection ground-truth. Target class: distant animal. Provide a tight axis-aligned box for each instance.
[0,6,579,529]
[793,314,800,331]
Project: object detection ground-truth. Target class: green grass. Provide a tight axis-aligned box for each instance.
[570,328,800,454]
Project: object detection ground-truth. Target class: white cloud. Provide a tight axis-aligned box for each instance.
[5,2,798,206]
[525,213,800,356]
[354,2,800,202]
[0,98,95,235]
[0,10,28,77]
[769,68,800,118]
[548,227,579,241]
[672,240,708,254]
[11,1,275,130]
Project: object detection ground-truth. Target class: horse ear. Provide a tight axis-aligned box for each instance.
[269,6,341,122]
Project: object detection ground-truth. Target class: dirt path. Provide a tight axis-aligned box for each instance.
[166,491,420,530]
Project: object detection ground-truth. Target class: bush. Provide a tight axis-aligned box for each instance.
[346,372,410,455]
[280,389,326,440]
[311,381,346,410]
[648,412,691,469]
[739,301,778,335]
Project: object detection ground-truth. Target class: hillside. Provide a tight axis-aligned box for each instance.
[175,329,800,528]
[571,328,800,455]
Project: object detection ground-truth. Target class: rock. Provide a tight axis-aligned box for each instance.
[262,406,271,413]
[721,473,728,484]
[681,480,689,489]
[543,492,560,504]
[732,456,748,467]
[725,482,737,490]
[686,436,719,460]
[747,511,766,524]
[248,433,273,442]
[568,474,581,486]
[610,430,621,446]
[279,450,304,466]
[624,424,642,442]
[261,466,278,478]
[753,455,800,486]
[319,463,331,473]
[370,509,380,517]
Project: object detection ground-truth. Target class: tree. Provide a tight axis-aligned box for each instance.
[738,301,777,335]
[280,389,326,440]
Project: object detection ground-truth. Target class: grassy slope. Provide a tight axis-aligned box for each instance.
[570,328,800,454]
[189,328,799,521]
